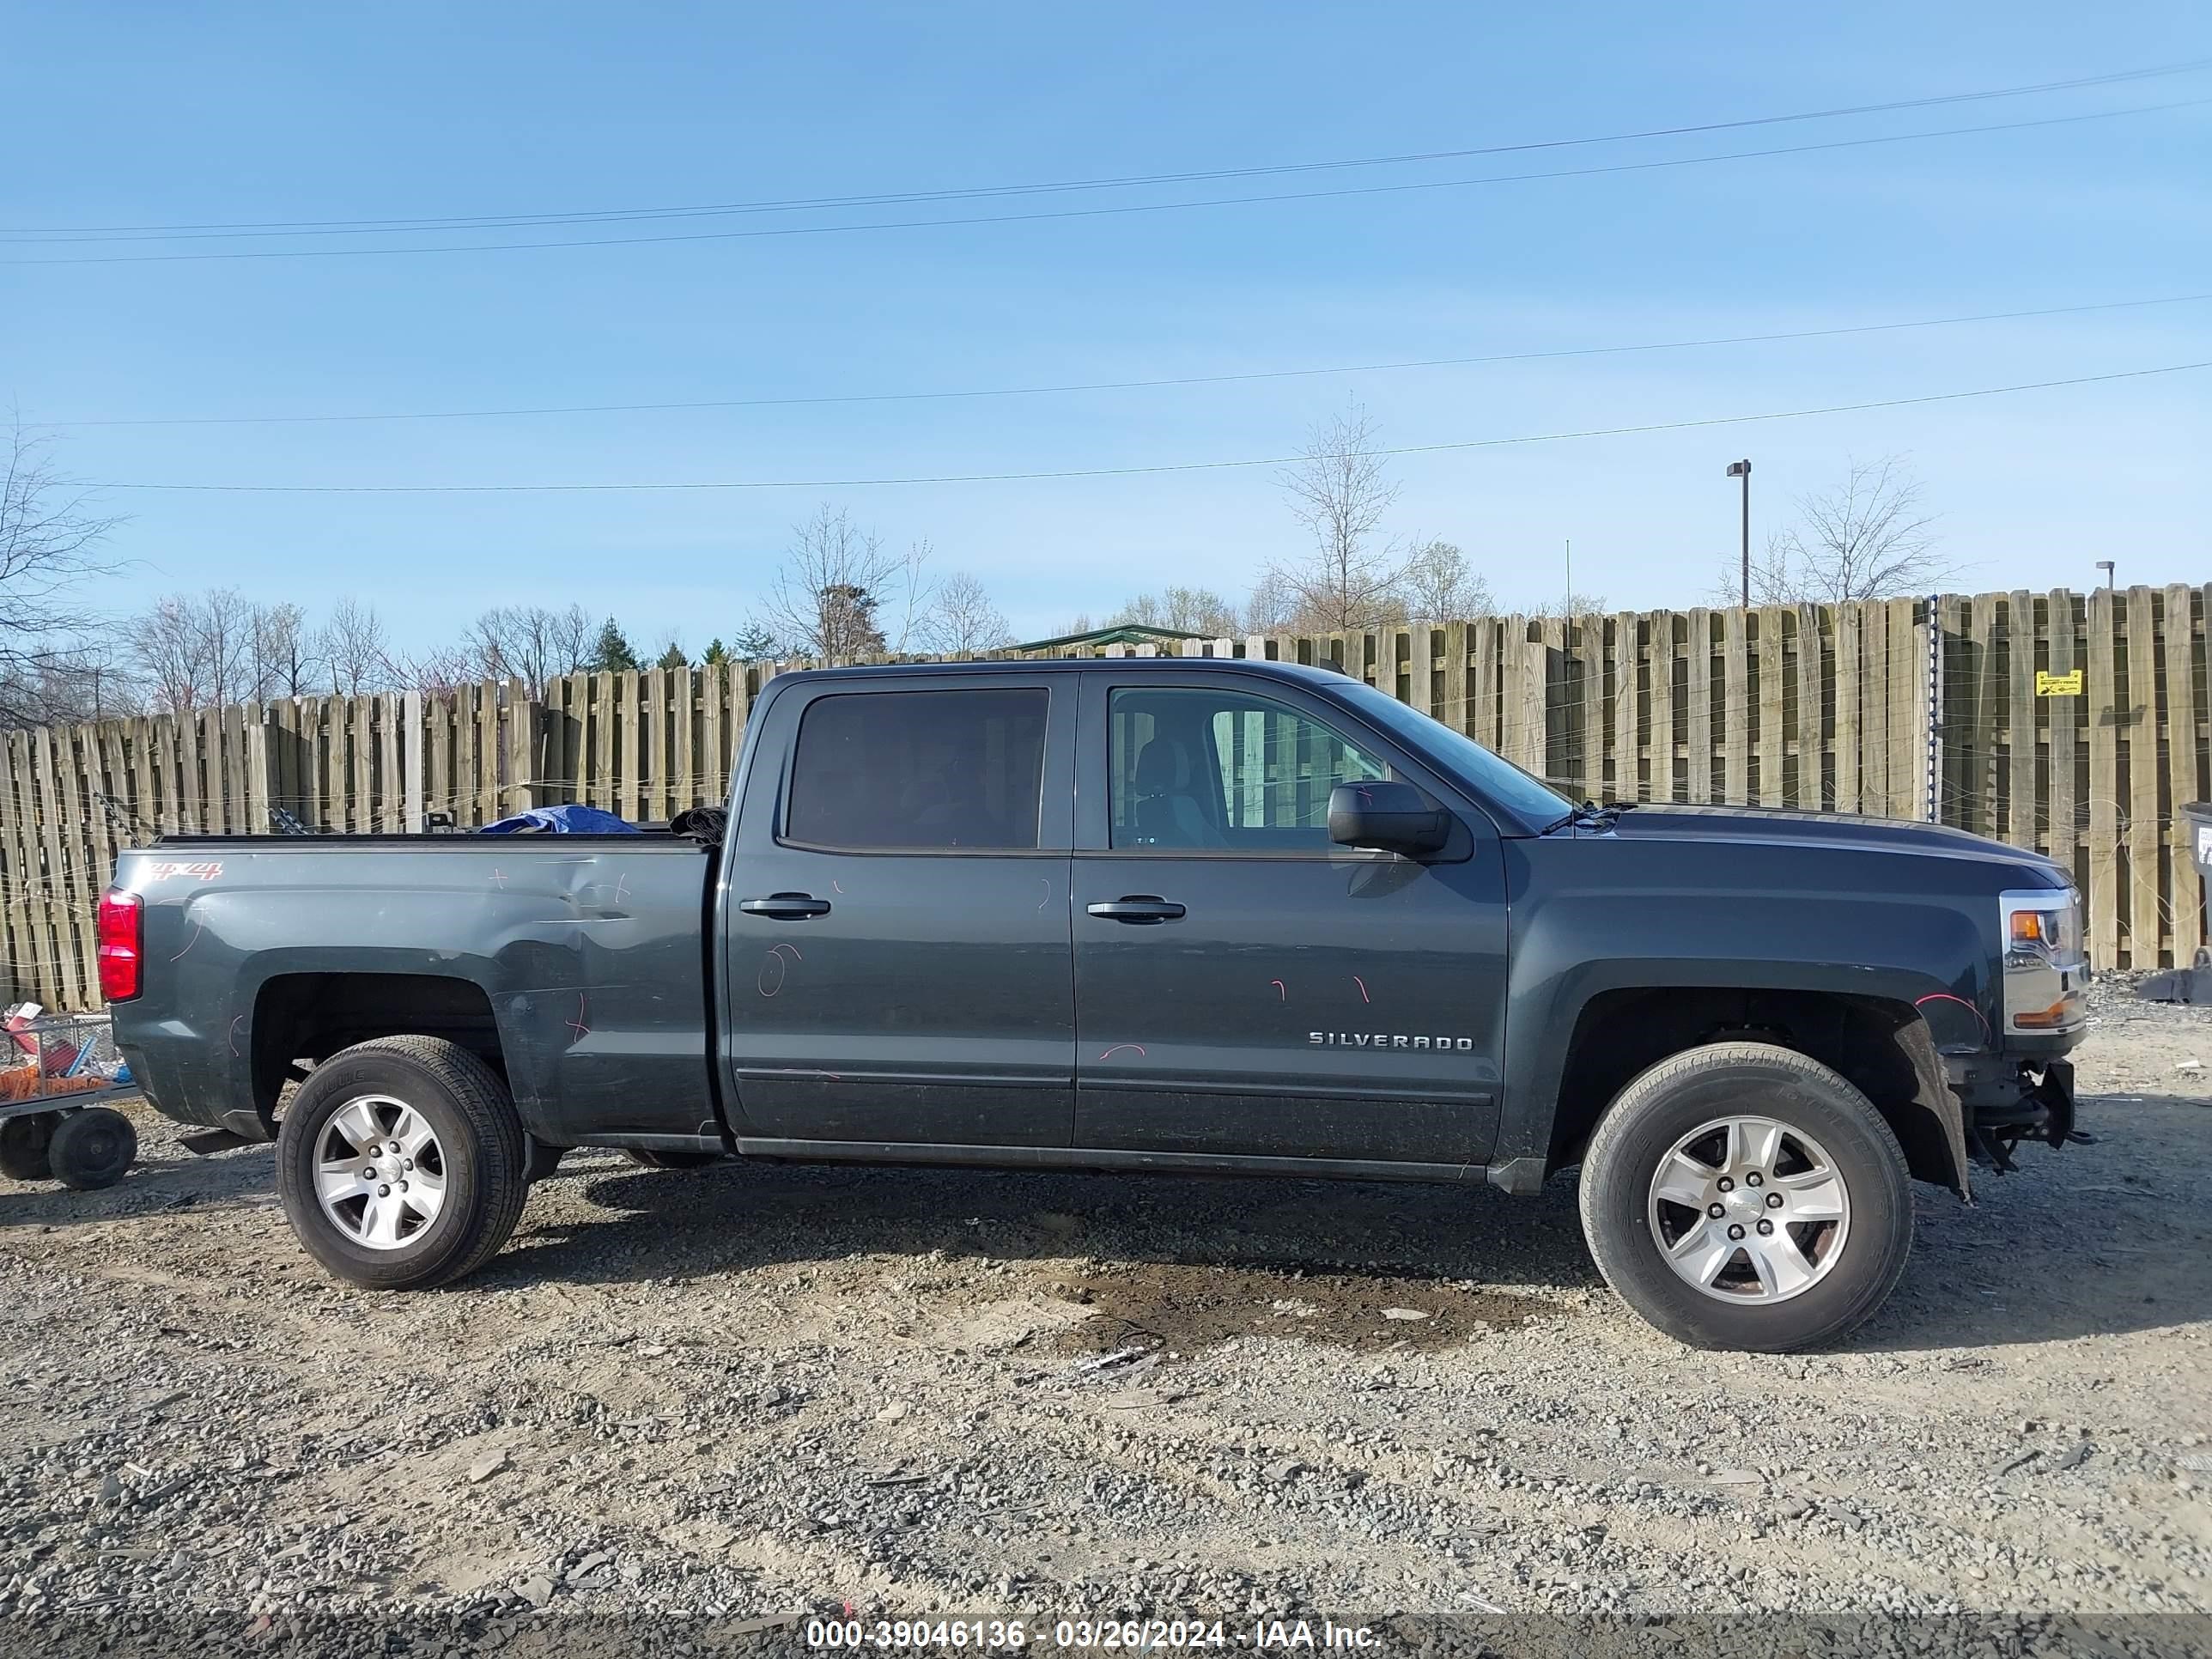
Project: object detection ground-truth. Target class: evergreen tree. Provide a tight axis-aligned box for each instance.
[732,623,780,659]
[700,638,730,665]
[589,618,640,673]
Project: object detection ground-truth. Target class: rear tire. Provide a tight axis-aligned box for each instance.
[625,1148,720,1170]
[1578,1041,1913,1352]
[276,1037,528,1290]
[49,1108,137,1190]
[0,1112,58,1182]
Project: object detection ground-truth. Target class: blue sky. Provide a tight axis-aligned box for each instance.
[4,3,2207,652]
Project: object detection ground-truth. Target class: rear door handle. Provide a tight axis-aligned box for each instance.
[739,893,832,920]
[1086,896,1186,924]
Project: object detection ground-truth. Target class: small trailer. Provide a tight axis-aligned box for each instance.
[0,1010,139,1190]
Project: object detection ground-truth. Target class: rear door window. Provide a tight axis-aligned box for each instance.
[785,688,1048,851]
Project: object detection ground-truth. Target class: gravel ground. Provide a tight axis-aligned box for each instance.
[4,979,2211,1651]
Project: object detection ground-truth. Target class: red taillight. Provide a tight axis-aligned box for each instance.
[97,890,143,1003]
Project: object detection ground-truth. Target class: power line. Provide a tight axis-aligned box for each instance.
[9,99,2203,268]
[8,59,2201,242]
[88,362,2209,494]
[44,293,2212,429]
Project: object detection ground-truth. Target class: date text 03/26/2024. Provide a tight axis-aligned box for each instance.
[804,1617,1381,1649]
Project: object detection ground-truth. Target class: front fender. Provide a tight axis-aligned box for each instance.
[1496,883,1988,1188]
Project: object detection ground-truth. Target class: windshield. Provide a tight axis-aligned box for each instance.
[1337,681,1575,829]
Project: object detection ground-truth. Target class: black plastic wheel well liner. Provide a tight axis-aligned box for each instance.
[251,973,502,1131]
[1549,987,1965,1194]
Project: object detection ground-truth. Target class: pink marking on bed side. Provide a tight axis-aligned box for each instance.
[564,994,591,1039]
[1352,975,1370,1004]
[1097,1043,1148,1060]
[1271,980,1285,1000]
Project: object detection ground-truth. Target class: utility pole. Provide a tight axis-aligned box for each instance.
[1725,459,1752,607]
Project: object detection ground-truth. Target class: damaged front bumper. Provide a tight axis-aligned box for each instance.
[1947,1053,2089,1173]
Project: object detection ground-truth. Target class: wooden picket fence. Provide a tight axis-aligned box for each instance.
[4,585,2206,1007]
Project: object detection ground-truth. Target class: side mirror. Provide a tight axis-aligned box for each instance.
[1328,781,1449,856]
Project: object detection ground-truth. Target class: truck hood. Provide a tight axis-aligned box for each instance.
[1602,802,2065,877]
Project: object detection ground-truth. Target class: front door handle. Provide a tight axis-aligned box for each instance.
[739,893,832,921]
[1086,896,1186,924]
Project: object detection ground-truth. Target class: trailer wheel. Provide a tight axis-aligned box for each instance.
[1578,1041,1913,1352]
[49,1108,137,1191]
[625,1149,720,1170]
[276,1036,529,1291]
[0,1112,58,1182]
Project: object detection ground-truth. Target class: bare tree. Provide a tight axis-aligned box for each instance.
[923,571,1015,653]
[1526,591,1610,619]
[1741,456,1956,604]
[1239,574,1297,636]
[761,505,932,659]
[1110,586,1242,638]
[251,601,319,699]
[128,589,265,713]
[0,426,125,726]
[0,643,143,727]
[462,603,595,692]
[1267,403,1409,631]
[1398,539,1492,622]
[316,597,394,696]
[393,643,477,698]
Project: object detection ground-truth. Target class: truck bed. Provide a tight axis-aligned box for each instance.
[110,834,719,1148]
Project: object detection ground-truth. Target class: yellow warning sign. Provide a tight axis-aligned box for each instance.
[2036,670,2083,697]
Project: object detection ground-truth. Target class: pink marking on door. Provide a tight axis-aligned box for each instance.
[1271,980,1285,1000]
[1097,1043,1148,1060]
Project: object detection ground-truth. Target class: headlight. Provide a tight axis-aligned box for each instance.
[1999,888,2085,1035]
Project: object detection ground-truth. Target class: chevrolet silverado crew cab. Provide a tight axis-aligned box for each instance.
[102,657,2088,1351]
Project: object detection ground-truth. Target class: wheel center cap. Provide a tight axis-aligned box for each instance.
[1725,1189,1763,1218]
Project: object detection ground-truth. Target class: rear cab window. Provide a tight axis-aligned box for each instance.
[784,688,1048,851]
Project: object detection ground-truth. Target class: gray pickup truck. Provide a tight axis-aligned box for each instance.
[104,656,2087,1351]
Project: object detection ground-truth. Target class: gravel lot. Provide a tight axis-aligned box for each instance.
[4,978,2211,1650]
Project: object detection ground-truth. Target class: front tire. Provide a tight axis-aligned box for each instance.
[1578,1041,1913,1352]
[276,1037,529,1290]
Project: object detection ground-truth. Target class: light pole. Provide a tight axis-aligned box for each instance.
[2095,560,2116,592]
[1725,459,1752,607]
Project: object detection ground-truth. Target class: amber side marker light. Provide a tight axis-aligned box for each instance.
[2014,998,2075,1030]
[96,890,143,1002]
